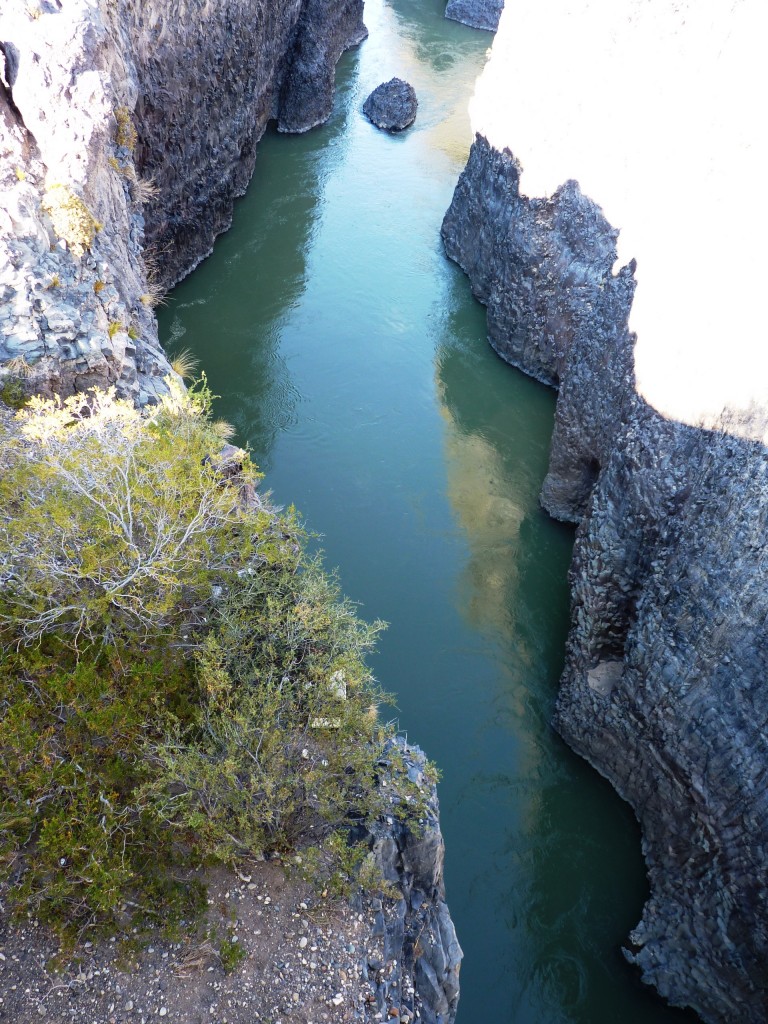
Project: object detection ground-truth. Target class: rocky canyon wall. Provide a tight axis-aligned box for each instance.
[0,0,365,401]
[442,2,768,1022]
[0,3,462,1020]
[123,0,367,290]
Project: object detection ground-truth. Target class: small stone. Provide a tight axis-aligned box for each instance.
[299,937,308,948]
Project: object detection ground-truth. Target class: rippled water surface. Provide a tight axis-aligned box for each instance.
[159,2,698,1021]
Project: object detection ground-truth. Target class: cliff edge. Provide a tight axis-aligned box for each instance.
[442,2,768,1022]
[0,0,366,401]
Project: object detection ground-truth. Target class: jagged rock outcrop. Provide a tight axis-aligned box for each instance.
[277,0,367,135]
[445,0,503,33]
[0,0,366,400]
[1,2,171,405]
[442,12,768,1022]
[362,78,418,132]
[443,135,768,1024]
[366,739,462,1024]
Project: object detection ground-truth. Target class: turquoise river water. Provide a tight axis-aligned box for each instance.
[159,2,699,1021]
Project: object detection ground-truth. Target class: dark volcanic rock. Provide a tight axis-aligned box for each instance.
[445,0,504,32]
[442,133,768,1024]
[369,739,462,1024]
[363,78,418,132]
[442,135,635,523]
[278,0,367,133]
[131,0,367,290]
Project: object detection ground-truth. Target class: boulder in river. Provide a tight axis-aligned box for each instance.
[363,78,418,131]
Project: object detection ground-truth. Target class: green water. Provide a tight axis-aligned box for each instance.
[158,2,698,1021]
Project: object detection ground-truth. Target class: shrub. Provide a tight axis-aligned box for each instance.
[0,381,405,937]
[41,184,101,258]
[0,377,28,410]
[114,106,138,152]
[0,379,257,647]
[144,566,388,860]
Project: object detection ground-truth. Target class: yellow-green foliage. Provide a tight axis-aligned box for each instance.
[114,105,138,151]
[0,380,257,645]
[42,184,100,258]
[0,381,408,936]
[170,348,200,380]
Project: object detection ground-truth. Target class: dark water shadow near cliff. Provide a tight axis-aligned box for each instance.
[432,269,700,1024]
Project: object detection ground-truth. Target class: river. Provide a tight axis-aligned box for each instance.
[158,2,698,1021]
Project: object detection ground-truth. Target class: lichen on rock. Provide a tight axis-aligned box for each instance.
[41,183,100,258]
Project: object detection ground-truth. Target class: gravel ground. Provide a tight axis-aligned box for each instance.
[0,860,412,1024]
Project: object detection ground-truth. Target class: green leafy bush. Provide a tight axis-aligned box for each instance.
[0,381,398,937]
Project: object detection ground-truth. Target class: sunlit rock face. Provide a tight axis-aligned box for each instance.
[0,0,172,404]
[443,2,768,1021]
[0,0,365,400]
[469,0,767,433]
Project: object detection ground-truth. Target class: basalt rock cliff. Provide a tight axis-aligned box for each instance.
[0,0,365,402]
[442,4,768,1022]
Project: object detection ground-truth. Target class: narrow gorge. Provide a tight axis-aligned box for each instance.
[2,0,766,1023]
